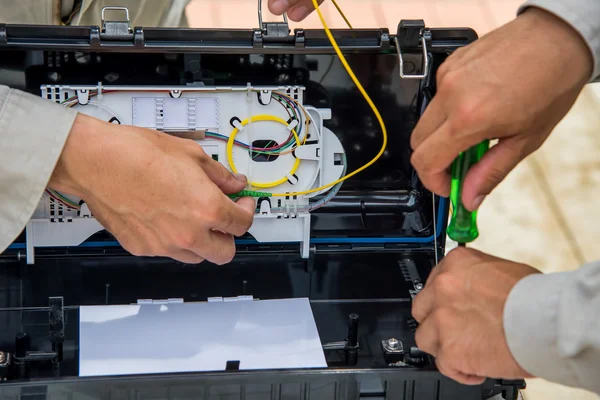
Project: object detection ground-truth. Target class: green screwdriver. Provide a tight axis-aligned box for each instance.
[447,141,490,245]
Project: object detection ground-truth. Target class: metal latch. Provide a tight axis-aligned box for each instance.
[395,20,431,80]
[256,0,290,40]
[101,6,133,40]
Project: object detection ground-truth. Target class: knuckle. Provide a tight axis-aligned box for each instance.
[125,243,148,257]
[411,296,423,322]
[414,328,426,349]
[215,240,236,265]
[438,69,460,93]
[436,62,452,85]
[194,203,221,226]
[178,253,205,265]
[446,245,470,262]
[453,97,481,128]
[186,140,205,156]
[232,214,252,237]
[432,309,451,329]
[211,205,231,227]
[148,243,166,257]
[173,232,196,250]
[483,167,508,191]
[433,273,459,298]
[192,255,206,264]
[410,150,429,172]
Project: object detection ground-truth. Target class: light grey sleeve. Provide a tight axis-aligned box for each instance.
[519,0,600,81]
[504,263,600,395]
[0,86,77,253]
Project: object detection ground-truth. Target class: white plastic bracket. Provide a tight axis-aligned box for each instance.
[232,120,244,131]
[259,198,272,215]
[287,119,299,131]
[294,143,320,161]
[207,296,254,303]
[259,89,272,105]
[26,221,35,265]
[136,298,184,305]
[96,81,103,99]
[246,82,253,103]
[76,89,90,105]
[286,173,299,185]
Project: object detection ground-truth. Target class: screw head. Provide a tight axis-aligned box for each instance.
[387,338,400,349]
[415,283,424,291]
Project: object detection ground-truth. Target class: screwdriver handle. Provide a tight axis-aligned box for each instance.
[447,141,490,244]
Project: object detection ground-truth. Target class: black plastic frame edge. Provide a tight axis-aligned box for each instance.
[0,24,477,54]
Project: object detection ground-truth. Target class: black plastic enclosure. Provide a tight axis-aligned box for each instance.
[0,21,525,400]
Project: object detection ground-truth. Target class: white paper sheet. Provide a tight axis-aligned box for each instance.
[78,298,327,377]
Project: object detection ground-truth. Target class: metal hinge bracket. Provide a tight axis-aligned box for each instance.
[254,0,290,46]
[100,6,133,41]
[395,20,432,80]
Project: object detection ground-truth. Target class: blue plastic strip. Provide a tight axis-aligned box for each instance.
[7,198,447,251]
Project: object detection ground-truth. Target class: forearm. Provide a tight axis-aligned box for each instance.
[504,263,600,394]
[0,86,77,252]
[519,0,600,81]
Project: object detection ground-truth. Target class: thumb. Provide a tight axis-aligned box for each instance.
[461,138,528,211]
[200,157,248,194]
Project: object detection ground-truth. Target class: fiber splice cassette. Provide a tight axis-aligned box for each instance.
[29,83,345,263]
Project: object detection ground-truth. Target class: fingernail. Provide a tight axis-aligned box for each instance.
[234,173,247,183]
[472,195,485,210]
[289,5,311,21]
[270,0,289,14]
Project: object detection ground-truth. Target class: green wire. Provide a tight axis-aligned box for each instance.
[48,189,80,209]
[227,190,273,199]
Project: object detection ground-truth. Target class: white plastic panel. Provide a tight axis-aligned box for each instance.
[30,84,347,263]
[132,97,219,131]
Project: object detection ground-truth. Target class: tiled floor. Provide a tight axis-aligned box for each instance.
[185,1,600,399]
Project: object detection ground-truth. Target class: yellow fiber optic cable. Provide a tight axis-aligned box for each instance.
[227,115,302,188]
[269,0,388,197]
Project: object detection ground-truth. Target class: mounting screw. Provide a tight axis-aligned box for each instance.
[387,338,400,350]
[415,283,424,291]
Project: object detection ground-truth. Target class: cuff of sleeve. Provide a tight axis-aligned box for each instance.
[504,272,575,384]
[0,86,78,252]
[518,1,600,82]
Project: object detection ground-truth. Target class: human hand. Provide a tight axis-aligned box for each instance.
[268,0,324,22]
[410,7,593,211]
[412,247,541,384]
[48,114,255,265]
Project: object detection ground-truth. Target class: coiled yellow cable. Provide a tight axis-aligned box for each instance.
[270,0,388,197]
[227,114,302,188]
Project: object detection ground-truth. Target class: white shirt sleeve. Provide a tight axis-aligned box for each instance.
[0,86,77,252]
[519,0,600,81]
[504,263,600,395]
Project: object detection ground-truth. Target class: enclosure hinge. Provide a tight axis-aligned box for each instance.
[254,0,291,47]
[97,6,144,45]
[395,20,432,80]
